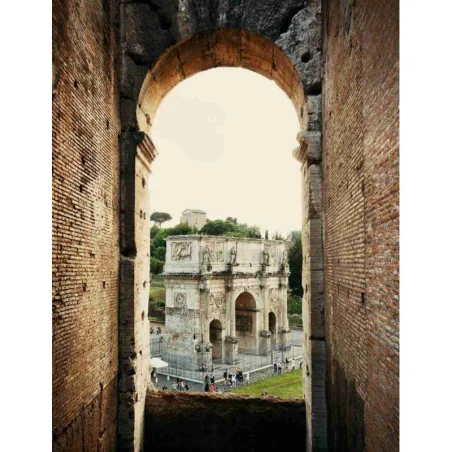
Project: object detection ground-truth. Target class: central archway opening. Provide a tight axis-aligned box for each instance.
[235,292,258,354]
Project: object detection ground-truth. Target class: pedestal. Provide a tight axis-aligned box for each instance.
[279,328,291,351]
[259,330,272,356]
[195,342,212,371]
[224,336,239,365]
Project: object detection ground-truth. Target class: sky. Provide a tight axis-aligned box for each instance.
[149,67,302,237]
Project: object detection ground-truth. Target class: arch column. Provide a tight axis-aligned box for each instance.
[294,130,328,451]
[118,131,157,451]
[225,282,238,364]
[259,278,272,356]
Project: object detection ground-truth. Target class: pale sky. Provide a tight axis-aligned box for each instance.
[149,68,302,237]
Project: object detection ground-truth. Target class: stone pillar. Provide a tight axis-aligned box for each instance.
[294,129,328,451]
[198,278,212,371]
[262,279,269,330]
[118,131,157,452]
[259,330,272,356]
[224,336,239,365]
[230,289,236,337]
[259,278,271,356]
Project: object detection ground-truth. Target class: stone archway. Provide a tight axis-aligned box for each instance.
[118,22,325,452]
[235,291,258,354]
[209,319,223,362]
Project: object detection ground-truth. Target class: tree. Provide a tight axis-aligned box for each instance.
[226,217,237,224]
[200,220,238,236]
[265,230,269,240]
[288,230,303,296]
[272,230,283,240]
[150,211,172,227]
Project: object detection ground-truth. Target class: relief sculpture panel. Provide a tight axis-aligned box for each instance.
[171,242,192,261]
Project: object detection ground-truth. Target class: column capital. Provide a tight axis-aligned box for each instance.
[293,131,321,165]
[137,133,158,171]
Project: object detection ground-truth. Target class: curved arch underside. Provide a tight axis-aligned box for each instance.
[137,29,307,134]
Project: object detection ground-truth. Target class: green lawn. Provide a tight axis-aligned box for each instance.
[149,286,165,302]
[230,369,304,399]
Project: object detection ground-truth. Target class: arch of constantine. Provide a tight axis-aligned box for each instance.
[163,236,290,370]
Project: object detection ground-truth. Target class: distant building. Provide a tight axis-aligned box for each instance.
[180,209,206,229]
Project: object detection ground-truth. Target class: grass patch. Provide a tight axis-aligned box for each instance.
[149,286,165,303]
[230,369,303,399]
[150,277,165,288]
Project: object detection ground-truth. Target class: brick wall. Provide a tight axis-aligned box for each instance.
[322,0,399,450]
[52,0,120,448]
[145,392,306,451]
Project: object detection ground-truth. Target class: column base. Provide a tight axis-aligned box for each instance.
[195,342,212,371]
[259,330,272,356]
[224,336,239,365]
[279,328,291,351]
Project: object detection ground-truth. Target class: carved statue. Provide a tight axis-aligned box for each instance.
[263,249,270,266]
[282,250,288,267]
[202,246,211,265]
[229,246,237,266]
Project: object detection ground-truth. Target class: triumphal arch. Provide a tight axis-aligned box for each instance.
[163,235,290,369]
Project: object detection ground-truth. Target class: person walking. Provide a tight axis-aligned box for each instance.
[232,375,236,387]
[273,362,277,373]
[277,363,282,375]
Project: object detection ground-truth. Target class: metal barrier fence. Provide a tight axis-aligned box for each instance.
[152,328,304,382]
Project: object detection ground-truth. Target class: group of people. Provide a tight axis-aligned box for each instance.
[273,358,297,375]
[150,326,162,335]
[204,374,216,392]
[156,378,189,391]
[223,368,249,387]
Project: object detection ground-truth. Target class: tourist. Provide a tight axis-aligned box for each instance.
[150,327,154,335]
[209,382,215,392]
[232,375,236,387]
[228,373,233,386]
[151,367,156,378]
[185,383,189,391]
[223,370,228,382]
[277,363,282,375]
[156,326,161,335]
[273,362,277,373]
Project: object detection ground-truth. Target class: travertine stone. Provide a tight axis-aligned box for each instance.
[163,236,290,367]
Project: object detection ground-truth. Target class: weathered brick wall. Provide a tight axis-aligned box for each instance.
[322,0,399,450]
[52,0,120,449]
[145,392,306,451]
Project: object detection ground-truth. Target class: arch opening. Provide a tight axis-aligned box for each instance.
[269,311,277,348]
[137,29,307,136]
[235,292,258,354]
[209,319,223,362]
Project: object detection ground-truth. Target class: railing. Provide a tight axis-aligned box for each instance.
[152,328,303,382]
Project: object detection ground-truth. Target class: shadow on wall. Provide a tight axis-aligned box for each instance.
[145,391,306,451]
[327,359,365,451]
